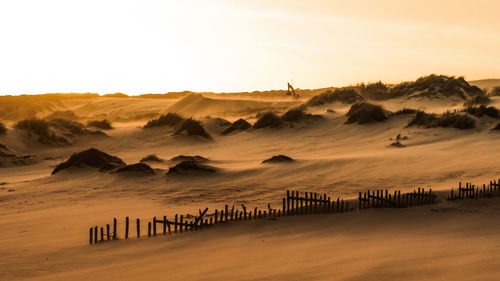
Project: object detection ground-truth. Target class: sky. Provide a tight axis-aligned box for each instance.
[0,0,499,95]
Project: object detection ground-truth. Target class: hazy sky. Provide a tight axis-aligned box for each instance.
[0,0,499,95]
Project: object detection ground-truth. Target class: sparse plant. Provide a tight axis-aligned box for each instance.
[0,122,6,135]
[304,88,364,107]
[407,111,476,130]
[346,102,389,124]
[392,108,418,116]
[460,105,499,118]
[143,113,184,129]
[464,92,491,106]
[281,108,321,122]
[173,118,211,139]
[253,112,284,129]
[87,119,113,130]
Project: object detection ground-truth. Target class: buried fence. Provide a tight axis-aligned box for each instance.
[448,179,500,200]
[89,178,498,245]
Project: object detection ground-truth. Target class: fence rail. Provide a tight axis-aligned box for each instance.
[88,178,498,245]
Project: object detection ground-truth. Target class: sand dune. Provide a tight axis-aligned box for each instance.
[1,76,500,280]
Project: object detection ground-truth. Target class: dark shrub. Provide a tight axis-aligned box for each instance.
[171,155,209,163]
[346,103,389,124]
[140,154,164,163]
[253,112,284,129]
[87,119,112,130]
[173,118,211,139]
[52,148,126,174]
[360,81,390,100]
[389,75,482,99]
[0,122,6,135]
[166,160,216,174]
[460,105,499,118]
[491,123,500,130]
[143,113,184,129]
[464,92,491,106]
[14,118,54,143]
[281,108,322,122]
[490,86,500,97]
[50,119,86,135]
[407,111,476,130]
[115,163,154,175]
[304,88,364,107]
[261,155,294,164]
[392,108,418,115]
[222,118,251,135]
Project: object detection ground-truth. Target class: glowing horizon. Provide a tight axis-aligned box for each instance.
[0,0,499,95]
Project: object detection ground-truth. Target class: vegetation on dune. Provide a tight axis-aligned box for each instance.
[170,155,209,163]
[101,92,129,98]
[166,160,216,174]
[222,118,251,135]
[281,108,322,122]
[407,111,476,130]
[304,88,364,107]
[491,123,500,131]
[143,113,185,129]
[140,154,164,163]
[490,86,500,97]
[173,118,212,139]
[459,105,499,119]
[346,102,390,124]
[392,108,419,115]
[87,119,113,130]
[261,155,294,164]
[463,92,492,106]
[253,112,284,129]
[15,118,105,144]
[45,110,79,121]
[52,148,126,174]
[389,74,482,99]
[0,122,6,135]
[114,163,154,175]
[359,81,390,100]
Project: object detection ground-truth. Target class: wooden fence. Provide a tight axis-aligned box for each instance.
[358,188,436,209]
[448,179,500,200]
[89,178,498,245]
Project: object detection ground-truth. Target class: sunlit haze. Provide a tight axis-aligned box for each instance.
[1,0,499,95]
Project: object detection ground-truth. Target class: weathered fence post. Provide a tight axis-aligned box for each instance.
[94,226,98,243]
[100,227,104,242]
[225,205,229,222]
[163,216,167,235]
[153,217,157,236]
[286,190,290,215]
[106,224,110,240]
[358,192,362,210]
[89,227,93,244]
[125,217,129,239]
[136,218,140,238]
[174,214,178,233]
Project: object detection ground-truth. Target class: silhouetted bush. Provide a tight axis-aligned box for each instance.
[0,122,6,135]
[253,112,284,129]
[464,92,492,106]
[392,108,419,115]
[346,102,389,124]
[170,155,209,163]
[166,160,216,174]
[304,88,364,107]
[140,154,164,163]
[490,86,500,97]
[115,163,154,175]
[173,118,211,139]
[390,75,482,99]
[407,111,476,130]
[222,118,251,134]
[491,123,500,130]
[14,118,54,143]
[460,105,499,118]
[281,108,322,122]
[52,148,126,174]
[262,155,294,164]
[143,113,184,129]
[50,119,86,135]
[87,119,113,130]
[360,81,389,100]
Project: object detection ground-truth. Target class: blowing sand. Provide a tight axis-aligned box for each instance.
[1,88,500,280]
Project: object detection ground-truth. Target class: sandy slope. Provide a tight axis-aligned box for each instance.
[0,94,499,280]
